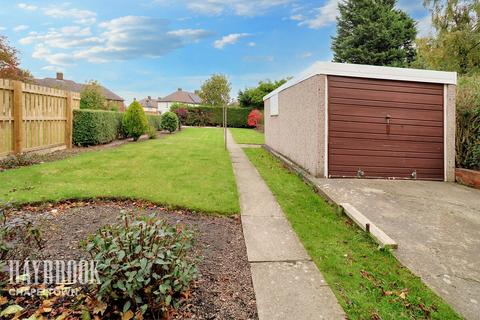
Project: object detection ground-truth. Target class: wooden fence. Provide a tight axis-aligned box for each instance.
[0,79,80,158]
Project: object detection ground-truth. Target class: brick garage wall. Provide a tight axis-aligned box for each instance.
[264,75,326,177]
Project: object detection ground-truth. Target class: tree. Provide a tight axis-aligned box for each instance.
[413,0,480,74]
[0,35,32,81]
[122,101,148,141]
[199,74,231,106]
[332,0,417,67]
[238,79,288,109]
[80,80,106,110]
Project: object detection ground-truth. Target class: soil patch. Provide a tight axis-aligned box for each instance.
[4,201,257,319]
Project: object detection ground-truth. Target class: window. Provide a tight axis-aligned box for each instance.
[270,94,279,116]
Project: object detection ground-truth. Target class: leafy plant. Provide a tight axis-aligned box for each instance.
[123,101,149,141]
[147,115,162,131]
[83,213,198,317]
[173,107,189,131]
[80,81,106,110]
[73,109,123,146]
[238,79,287,109]
[199,74,231,106]
[247,109,263,127]
[160,112,179,133]
[147,125,157,139]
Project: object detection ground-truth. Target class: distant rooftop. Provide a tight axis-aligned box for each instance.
[34,72,124,102]
[159,88,201,104]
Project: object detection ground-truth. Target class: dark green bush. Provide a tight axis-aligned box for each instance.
[73,110,123,146]
[147,114,162,131]
[123,101,148,141]
[84,214,198,317]
[180,106,252,128]
[160,112,179,133]
[456,106,480,170]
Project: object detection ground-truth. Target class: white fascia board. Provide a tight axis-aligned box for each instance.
[264,61,457,101]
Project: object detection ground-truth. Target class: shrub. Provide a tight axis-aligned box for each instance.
[83,214,198,317]
[80,80,106,110]
[123,101,148,141]
[178,106,252,128]
[456,75,480,170]
[160,112,179,133]
[73,109,122,146]
[247,109,263,127]
[147,125,157,139]
[173,107,189,130]
[147,114,162,131]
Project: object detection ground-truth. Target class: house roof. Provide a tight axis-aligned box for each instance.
[34,78,124,101]
[139,96,159,108]
[264,61,458,101]
[159,89,201,104]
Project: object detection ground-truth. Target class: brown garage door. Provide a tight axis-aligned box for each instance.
[328,75,444,180]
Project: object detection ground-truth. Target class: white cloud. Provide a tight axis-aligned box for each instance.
[214,33,250,49]
[41,65,64,72]
[43,6,97,25]
[20,27,100,49]
[187,0,293,17]
[298,52,312,59]
[247,42,256,47]
[32,44,76,66]
[295,0,339,29]
[0,27,6,31]
[18,3,37,11]
[13,25,29,32]
[416,15,434,38]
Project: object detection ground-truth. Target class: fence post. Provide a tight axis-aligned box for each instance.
[65,92,73,149]
[12,80,23,154]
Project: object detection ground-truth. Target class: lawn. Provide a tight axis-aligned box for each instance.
[0,128,239,214]
[244,148,461,320]
[229,128,264,144]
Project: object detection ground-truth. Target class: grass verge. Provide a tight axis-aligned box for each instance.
[229,128,264,144]
[244,148,461,320]
[0,128,239,215]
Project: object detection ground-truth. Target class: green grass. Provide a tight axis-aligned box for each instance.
[229,128,265,144]
[0,128,239,215]
[244,148,461,320]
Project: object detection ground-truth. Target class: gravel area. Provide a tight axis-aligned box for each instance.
[5,201,257,319]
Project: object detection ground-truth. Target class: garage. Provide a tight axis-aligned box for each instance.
[263,62,457,181]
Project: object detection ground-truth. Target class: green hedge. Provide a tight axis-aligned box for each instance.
[173,106,252,128]
[147,114,162,130]
[73,110,125,146]
[456,107,480,170]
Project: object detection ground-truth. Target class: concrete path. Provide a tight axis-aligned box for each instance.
[227,130,345,320]
[314,178,480,320]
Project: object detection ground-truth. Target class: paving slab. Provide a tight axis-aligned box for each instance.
[251,261,345,320]
[242,215,310,262]
[227,130,346,320]
[314,178,480,320]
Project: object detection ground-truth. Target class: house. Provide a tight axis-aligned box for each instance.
[263,62,457,182]
[34,73,125,111]
[157,88,201,114]
[139,96,160,114]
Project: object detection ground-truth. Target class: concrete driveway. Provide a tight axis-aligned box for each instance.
[315,179,480,320]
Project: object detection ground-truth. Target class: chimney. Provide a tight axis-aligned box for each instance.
[148,96,151,100]
[56,72,64,80]
[177,88,182,91]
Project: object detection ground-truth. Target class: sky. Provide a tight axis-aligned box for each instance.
[0,0,433,105]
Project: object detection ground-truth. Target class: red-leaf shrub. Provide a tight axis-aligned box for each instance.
[247,109,263,127]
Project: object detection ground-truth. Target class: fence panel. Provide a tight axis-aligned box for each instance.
[0,79,80,158]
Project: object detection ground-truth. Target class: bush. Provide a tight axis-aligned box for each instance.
[83,214,198,317]
[73,109,123,146]
[80,80,106,110]
[123,101,148,141]
[147,125,157,139]
[456,75,480,170]
[247,109,263,127]
[178,106,252,128]
[173,107,189,131]
[147,114,162,131]
[160,112,179,133]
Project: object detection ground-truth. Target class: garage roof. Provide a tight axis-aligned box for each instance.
[264,62,457,101]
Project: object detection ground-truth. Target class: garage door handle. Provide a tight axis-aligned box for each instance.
[385,115,392,134]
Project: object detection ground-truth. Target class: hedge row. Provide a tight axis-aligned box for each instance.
[456,107,480,170]
[73,109,162,146]
[173,106,253,128]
